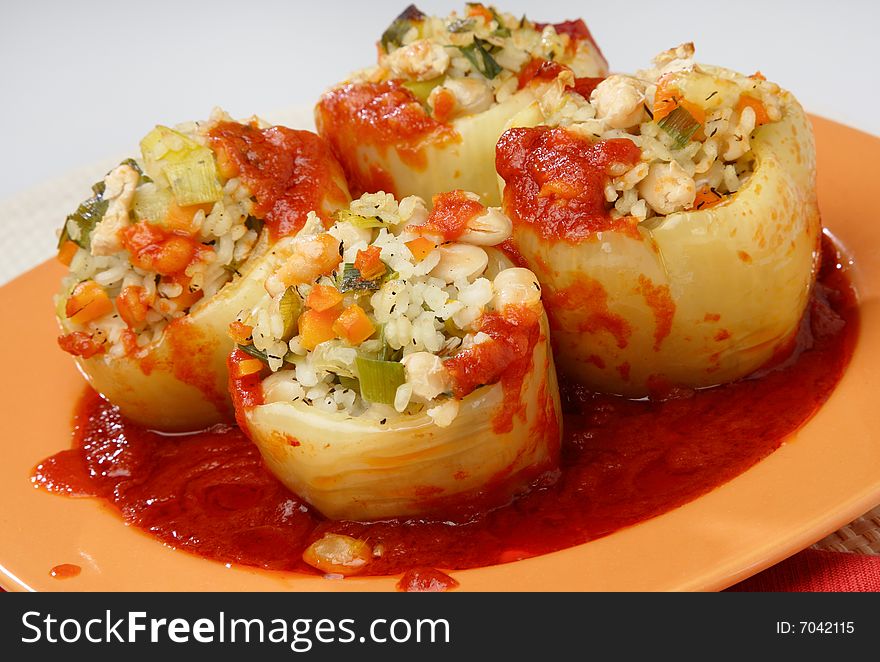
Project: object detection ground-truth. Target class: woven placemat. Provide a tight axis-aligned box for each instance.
[1,105,876,556]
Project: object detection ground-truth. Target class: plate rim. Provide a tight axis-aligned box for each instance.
[1,115,879,592]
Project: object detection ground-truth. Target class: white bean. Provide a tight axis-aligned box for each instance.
[591,75,647,130]
[432,77,493,117]
[458,208,513,246]
[430,244,489,283]
[401,352,451,401]
[492,268,542,312]
[637,161,696,215]
[386,40,450,81]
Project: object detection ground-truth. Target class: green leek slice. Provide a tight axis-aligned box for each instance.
[337,375,360,392]
[334,209,388,229]
[658,106,701,150]
[139,126,221,206]
[279,286,302,340]
[403,76,445,105]
[356,356,405,405]
[163,148,222,205]
[132,184,173,224]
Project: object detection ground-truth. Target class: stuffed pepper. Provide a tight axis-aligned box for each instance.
[56,110,350,430]
[315,3,607,205]
[496,44,820,396]
[229,190,560,520]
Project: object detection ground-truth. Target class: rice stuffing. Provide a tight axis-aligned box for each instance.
[56,109,262,360]
[534,43,787,221]
[234,190,544,428]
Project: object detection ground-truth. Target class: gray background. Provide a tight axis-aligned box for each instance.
[0,0,875,210]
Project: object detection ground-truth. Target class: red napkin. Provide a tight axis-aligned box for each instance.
[727,548,880,592]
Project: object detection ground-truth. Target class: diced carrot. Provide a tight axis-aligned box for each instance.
[228,320,254,345]
[57,331,105,359]
[354,245,387,281]
[168,286,203,312]
[299,307,342,351]
[679,99,706,127]
[333,304,375,345]
[57,240,79,266]
[305,284,344,312]
[231,357,264,378]
[163,202,212,234]
[116,285,151,328]
[736,94,771,126]
[65,280,114,325]
[122,222,197,275]
[214,145,239,180]
[154,237,196,275]
[750,71,767,81]
[466,3,493,23]
[653,77,705,127]
[692,186,725,211]
[406,236,436,262]
[653,75,680,122]
[431,88,456,123]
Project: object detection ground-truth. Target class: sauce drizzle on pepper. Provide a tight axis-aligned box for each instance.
[496,127,642,243]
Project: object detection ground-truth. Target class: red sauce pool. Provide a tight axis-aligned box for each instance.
[49,563,81,580]
[33,235,858,576]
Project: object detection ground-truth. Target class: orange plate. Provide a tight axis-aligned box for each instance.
[1,116,879,592]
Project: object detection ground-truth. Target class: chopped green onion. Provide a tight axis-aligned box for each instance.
[64,190,108,250]
[278,286,302,340]
[380,4,426,52]
[62,156,155,249]
[338,263,381,293]
[658,105,701,150]
[222,260,242,276]
[458,36,502,79]
[238,343,269,363]
[334,208,388,229]
[489,7,511,37]
[356,356,405,405]
[402,76,445,105]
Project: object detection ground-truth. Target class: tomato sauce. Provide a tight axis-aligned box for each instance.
[413,190,487,242]
[496,127,642,242]
[33,236,858,576]
[208,122,349,239]
[315,81,458,196]
[518,59,571,89]
[572,77,605,100]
